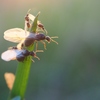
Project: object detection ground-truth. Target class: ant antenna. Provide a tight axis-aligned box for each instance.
[27,9,31,14]
[45,36,58,45]
[44,28,48,34]
[50,36,58,38]
[8,46,17,50]
[50,36,58,44]
[34,55,40,60]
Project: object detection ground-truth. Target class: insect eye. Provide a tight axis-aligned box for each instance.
[36,33,45,40]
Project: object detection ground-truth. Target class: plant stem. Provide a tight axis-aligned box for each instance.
[8,12,40,100]
[8,46,34,100]
[30,12,40,33]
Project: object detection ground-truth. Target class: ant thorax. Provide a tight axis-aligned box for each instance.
[35,33,46,41]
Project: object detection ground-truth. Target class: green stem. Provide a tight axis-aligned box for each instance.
[8,46,34,100]
[8,12,39,100]
[30,12,40,33]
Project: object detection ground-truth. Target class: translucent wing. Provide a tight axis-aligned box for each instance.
[1,49,22,61]
[28,13,47,34]
[28,13,40,24]
[28,14,35,21]
[4,28,29,43]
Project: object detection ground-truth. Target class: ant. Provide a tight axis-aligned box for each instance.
[24,9,47,34]
[1,47,40,62]
[23,32,58,50]
[24,10,58,49]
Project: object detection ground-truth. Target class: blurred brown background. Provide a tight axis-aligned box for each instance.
[0,0,100,100]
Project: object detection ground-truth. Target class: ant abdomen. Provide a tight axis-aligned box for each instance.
[24,33,36,47]
[17,54,25,62]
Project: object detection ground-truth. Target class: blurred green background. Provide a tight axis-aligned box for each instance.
[0,0,100,100]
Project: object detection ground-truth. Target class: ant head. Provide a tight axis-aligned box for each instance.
[46,36,58,44]
[36,33,45,41]
[25,14,29,21]
[45,36,51,42]
[30,51,40,60]
[25,9,31,21]
[30,51,35,56]
[38,23,44,28]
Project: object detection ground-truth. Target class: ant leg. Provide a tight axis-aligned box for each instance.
[38,23,48,34]
[24,18,28,34]
[17,43,23,50]
[31,58,35,62]
[38,27,48,34]
[30,51,40,61]
[44,29,48,34]
[24,19,31,33]
[35,41,38,51]
[8,46,17,50]
[24,9,31,34]
[17,39,26,50]
[40,40,47,50]
[35,41,44,52]
[31,56,40,62]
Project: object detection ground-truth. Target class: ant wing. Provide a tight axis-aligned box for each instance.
[1,49,22,61]
[28,14,35,22]
[26,10,39,23]
[28,14,40,25]
[4,28,29,43]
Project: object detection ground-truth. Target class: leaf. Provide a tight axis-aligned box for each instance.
[30,12,40,33]
[8,45,34,100]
